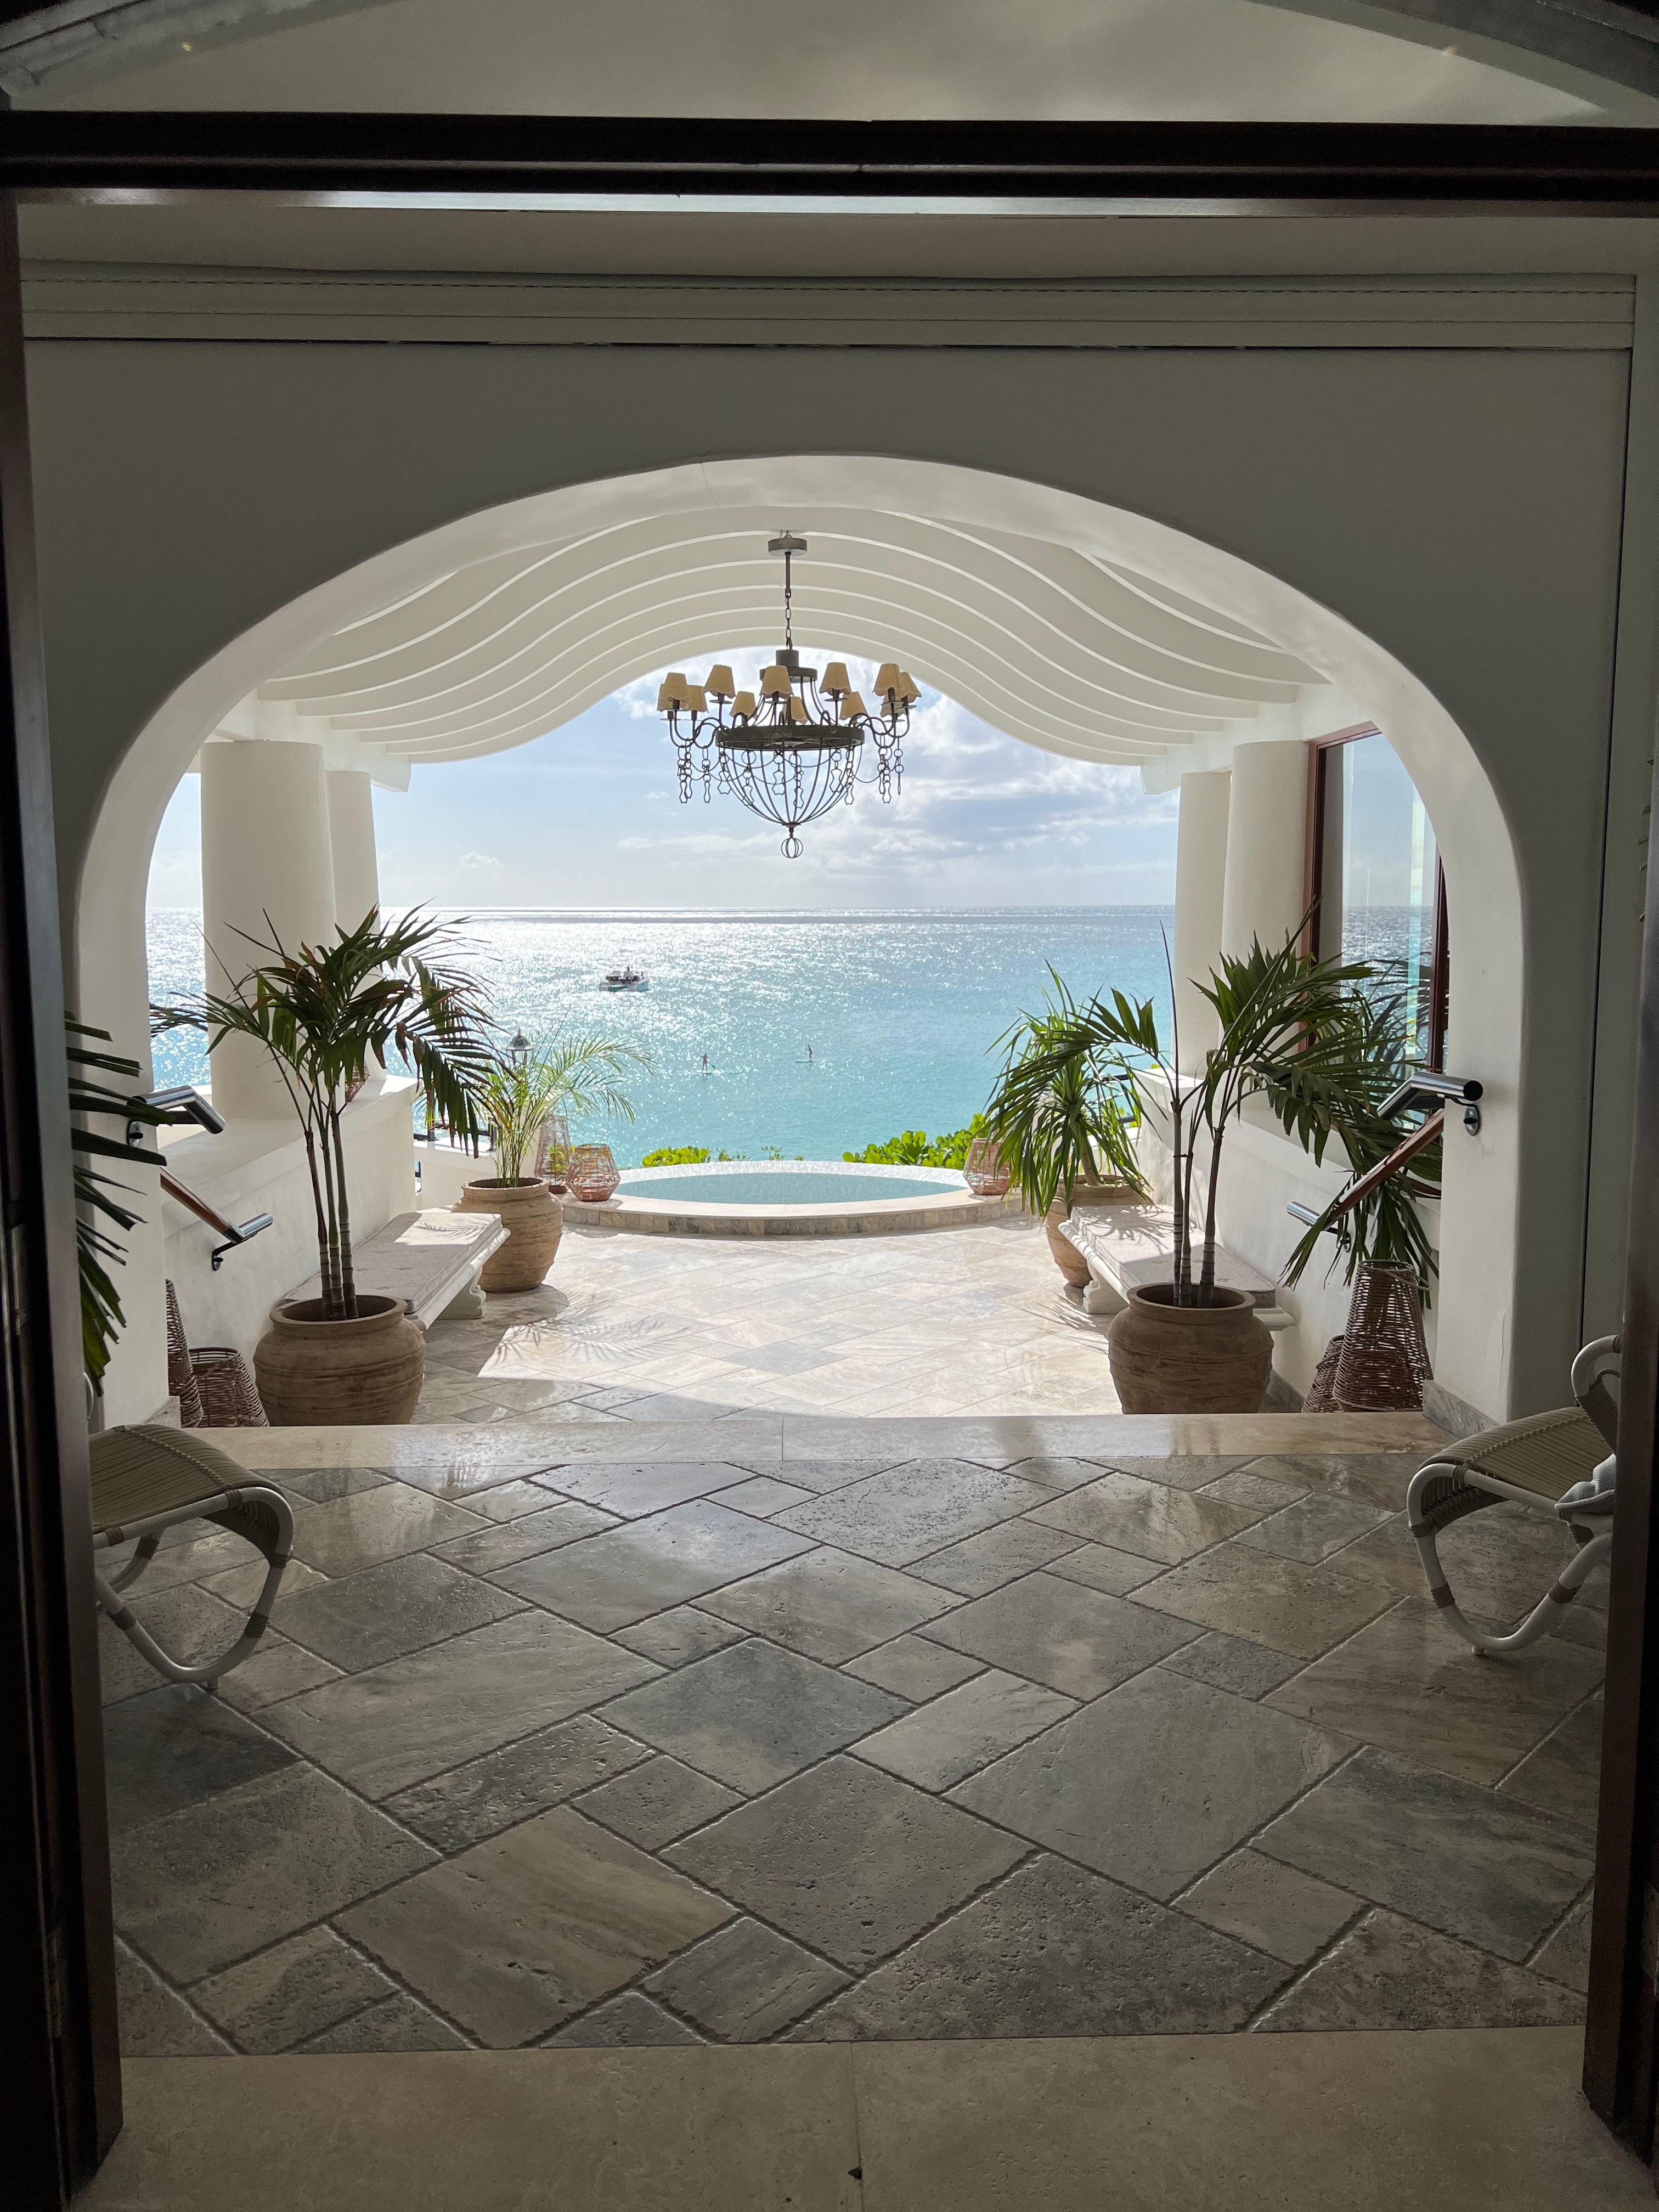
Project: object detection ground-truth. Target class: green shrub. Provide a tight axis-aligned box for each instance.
[844,1113,988,1169]
[640,1144,711,1166]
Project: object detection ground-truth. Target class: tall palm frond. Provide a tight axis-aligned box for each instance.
[157,907,494,1321]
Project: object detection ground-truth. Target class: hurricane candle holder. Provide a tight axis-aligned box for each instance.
[963,1135,1012,1198]
[566,1144,621,1203]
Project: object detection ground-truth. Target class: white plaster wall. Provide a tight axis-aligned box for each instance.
[160,1076,419,1380]
[34,341,1630,1420]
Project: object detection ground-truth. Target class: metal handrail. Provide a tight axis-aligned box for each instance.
[1288,1107,1444,1235]
[158,1168,273,1272]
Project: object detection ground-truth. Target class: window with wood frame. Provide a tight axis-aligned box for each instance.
[1304,724,1449,1071]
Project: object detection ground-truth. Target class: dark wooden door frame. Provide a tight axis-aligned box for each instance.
[0,182,119,2204]
[1586,723,1659,2153]
[3,113,1659,2198]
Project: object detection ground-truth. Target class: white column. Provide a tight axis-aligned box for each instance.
[1220,742,1310,963]
[1171,769,1231,1068]
[200,740,336,1120]
[327,769,381,930]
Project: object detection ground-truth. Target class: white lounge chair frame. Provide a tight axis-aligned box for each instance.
[1406,1334,1618,1656]
[91,1423,294,1684]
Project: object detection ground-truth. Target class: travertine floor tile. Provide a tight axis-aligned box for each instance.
[1256,1746,1594,1961]
[600,1638,905,1793]
[546,1992,704,2047]
[854,1669,1075,1792]
[575,1754,744,1849]
[775,1460,1049,1568]
[1499,1692,1604,1828]
[1177,1848,1357,1964]
[112,1765,436,1983]
[923,1573,1197,1699]
[1267,1595,1605,1786]
[647,1918,849,2042]
[1257,1909,1585,2030]
[103,1683,295,1832]
[1134,1541,1393,1660]
[264,1612,659,1798]
[383,1712,650,1850]
[273,1551,522,1671]
[696,1546,960,1662]
[339,1807,733,2045]
[192,1927,395,2054]
[842,1634,986,1702]
[953,1668,1344,1898]
[1030,1471,1261,1564]
[287,1483,488,1577]
[909,1519,1084,1597]
[806,1855,1285,2040]
[667,1757,1026,1967]
[493,1501,815,1633]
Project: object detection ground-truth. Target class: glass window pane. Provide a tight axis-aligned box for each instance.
[1334,732,1440,1066]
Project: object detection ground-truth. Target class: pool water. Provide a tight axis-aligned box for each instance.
[613,1170,961,1206]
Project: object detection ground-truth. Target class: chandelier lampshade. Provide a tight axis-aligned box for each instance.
[656,533,913,857]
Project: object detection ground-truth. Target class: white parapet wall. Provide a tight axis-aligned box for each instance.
[159,1074,420,1375]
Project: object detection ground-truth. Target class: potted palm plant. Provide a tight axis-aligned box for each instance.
[988,980,1149,1286]
[455,1030,648,1291]
[157,909,493,1425]
[990,931,1379,1412]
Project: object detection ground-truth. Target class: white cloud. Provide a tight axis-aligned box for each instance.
[459,851,504,872]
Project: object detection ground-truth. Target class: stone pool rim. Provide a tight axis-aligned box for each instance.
[559,1156,1013,1239]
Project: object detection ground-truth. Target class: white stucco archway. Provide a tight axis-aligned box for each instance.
[79,454,1521,1424]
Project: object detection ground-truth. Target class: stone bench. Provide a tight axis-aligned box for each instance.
[286,1207,509,1328]
[1060,1201,1292,1329]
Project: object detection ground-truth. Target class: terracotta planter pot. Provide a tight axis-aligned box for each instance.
[254,1293,425,1427]
[1107,1283,1273,1415]
[456,1176,563,1292]
[1045,1179,1135,1286]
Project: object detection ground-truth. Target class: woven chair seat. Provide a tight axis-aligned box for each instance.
[1413,1407,1608,1536]
[89,1423,251,1537]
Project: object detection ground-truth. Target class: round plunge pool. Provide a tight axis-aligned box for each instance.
[614,1167,959,1206]
[565,1158,1006,1238]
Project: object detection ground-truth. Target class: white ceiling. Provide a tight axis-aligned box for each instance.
[255,504,1325,770]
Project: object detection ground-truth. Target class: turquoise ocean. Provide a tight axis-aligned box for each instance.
[145,906,1178,1166]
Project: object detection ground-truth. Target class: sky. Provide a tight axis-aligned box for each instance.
[146,660,1180,912]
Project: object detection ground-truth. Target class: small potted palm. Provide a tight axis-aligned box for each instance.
[988,980,1148,1286]
[990,932,1382,1411]
[456,1031,647,1291]
[157,909,493,1425]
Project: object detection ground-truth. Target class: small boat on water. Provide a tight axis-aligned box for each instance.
[600,965,647,991]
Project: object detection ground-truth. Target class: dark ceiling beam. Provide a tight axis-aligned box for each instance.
[6,114,1659,207]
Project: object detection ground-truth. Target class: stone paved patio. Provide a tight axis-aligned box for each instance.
[415,1214,1121,1425]
[104,1417,1600,2058]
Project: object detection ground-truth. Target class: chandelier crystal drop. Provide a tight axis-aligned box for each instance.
[656,533,916,857]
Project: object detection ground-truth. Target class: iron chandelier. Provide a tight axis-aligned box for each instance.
[656,533,917,857]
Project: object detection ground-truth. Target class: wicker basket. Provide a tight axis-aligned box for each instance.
[165,1280,205,1429]
[535,1111,572,1189]
[1302,1335,1344,1413]
[963,1135,1012,1198]
[1305,1264,1432,1413]
[565,1143,620,1203]
[189,1346,270,1427]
